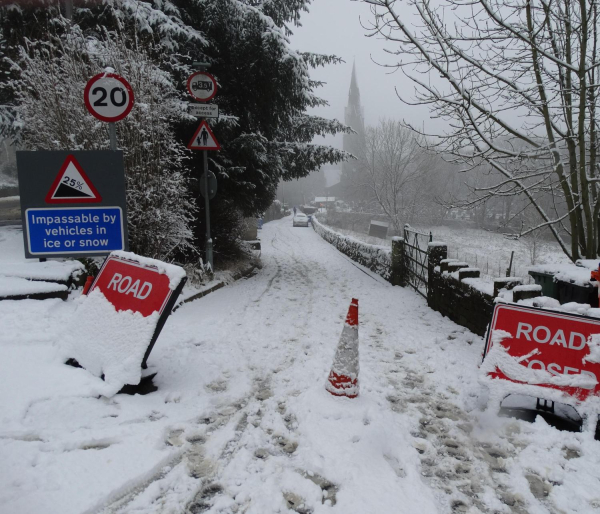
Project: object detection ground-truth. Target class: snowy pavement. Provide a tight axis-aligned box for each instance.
[2,217,600,513]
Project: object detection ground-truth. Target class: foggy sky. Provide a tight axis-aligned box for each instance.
[289,0,432,152]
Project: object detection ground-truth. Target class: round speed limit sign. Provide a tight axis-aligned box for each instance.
[84,73,135,123]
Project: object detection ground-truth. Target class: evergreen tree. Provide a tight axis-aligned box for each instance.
[0,0,350,264]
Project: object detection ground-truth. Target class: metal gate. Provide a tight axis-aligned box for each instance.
[403,225,432,299]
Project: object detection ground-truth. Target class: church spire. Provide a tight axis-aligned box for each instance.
[341,61,367,202]
[348,60,361,109]
[344,60,364,134]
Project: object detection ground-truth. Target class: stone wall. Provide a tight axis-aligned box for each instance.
[429,270,495,337]
[315,222,539,337]
[318,211,393,235]
[425,244,533,336]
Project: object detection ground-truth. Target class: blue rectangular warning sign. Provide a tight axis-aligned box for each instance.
[25,207,125,255]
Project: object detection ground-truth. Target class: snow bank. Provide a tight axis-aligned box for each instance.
[0,260,84,283]
[462,276,494,296]
[59,289,160,396]
[516,296,600,319]
[514,284,543,292]
[312,217,391,281]
[530,263,595,287]
[0,275,67,296]
[575,259,600,270]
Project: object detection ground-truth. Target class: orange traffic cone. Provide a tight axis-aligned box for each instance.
[326,298,359,398]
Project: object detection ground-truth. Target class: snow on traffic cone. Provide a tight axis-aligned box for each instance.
[326,298,359,398]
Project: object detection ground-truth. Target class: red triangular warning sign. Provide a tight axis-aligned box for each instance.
[188,121,221,151]
[45,155,102,204]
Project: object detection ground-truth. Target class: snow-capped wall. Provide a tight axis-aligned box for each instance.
[429,269,496,337]
[312,217,545,338]
[312,217,392,282]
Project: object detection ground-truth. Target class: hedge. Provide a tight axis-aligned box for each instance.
[312,216,392,281]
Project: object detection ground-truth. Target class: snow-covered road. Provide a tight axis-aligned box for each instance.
[2,217,600,514]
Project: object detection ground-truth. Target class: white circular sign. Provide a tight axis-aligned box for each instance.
[84,73,135,123]
[187,72,217,102]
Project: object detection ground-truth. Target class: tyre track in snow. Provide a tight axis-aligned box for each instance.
[94,219,592,514]
[179,225,320,513]
[96,222,319,514]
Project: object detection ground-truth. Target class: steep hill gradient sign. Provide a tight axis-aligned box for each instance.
[17,150,128,258]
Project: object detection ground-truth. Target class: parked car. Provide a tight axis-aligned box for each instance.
[293,212,309,227]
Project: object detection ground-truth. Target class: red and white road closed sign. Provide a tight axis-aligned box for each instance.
[484,304,600,400]
[68,252,186,380]
[90,253,182,317]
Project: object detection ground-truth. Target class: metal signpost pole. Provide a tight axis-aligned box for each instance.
[187,62,218,271]
[64,0,73,20]
[194,62,214,271]
[109,122,117,151]
[203,148,213,269]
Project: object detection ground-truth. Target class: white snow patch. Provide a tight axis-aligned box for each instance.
[0,276,67,296]
[110,250,186,289]
[59,289,160,396]
[0,260,84,282]
[461,277,494,296]
[513,284,542,292]
[530,264,595,287]
[583,334,600,365]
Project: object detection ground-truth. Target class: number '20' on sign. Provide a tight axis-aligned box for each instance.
[84,73,135,123]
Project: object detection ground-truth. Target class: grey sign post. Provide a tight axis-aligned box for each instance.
[16,150,129,259]
[187,62,219,271]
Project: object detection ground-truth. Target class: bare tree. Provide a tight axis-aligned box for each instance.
[353,119,438,234]
[364,0,600,261]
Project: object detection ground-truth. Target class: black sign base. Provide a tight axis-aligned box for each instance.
[118,372,158,396]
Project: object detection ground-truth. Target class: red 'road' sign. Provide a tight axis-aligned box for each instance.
[484,303,600,400]
[90,254,174,317]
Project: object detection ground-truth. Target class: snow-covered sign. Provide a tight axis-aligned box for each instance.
[63,251,187,395]
[186,71,217,102]
[84,72,135,123]
[482,303,600,401]
[188,120,221,150]
[89,252,185,318]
